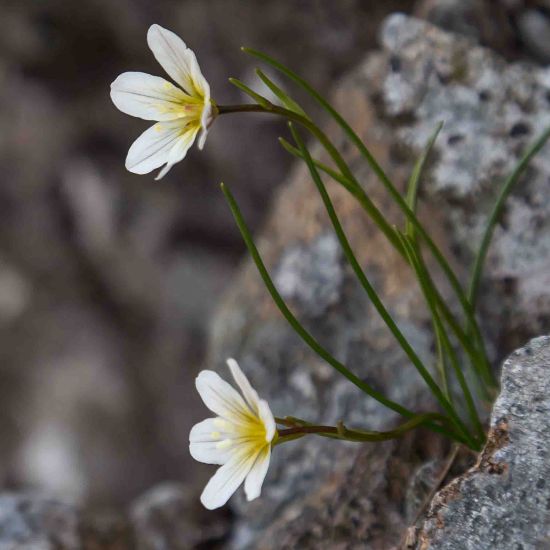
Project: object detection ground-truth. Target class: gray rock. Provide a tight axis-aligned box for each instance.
[517,9,550,63]
[209,13,550,548]
[130,482,229,550]
[416,335,550,549]
[0,493,81,548]
[0,493,129,549]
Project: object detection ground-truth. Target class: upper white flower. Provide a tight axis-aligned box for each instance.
[110,24,214,180]
[189,358,276,510]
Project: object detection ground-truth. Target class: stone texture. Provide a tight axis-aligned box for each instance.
[130,482,229,550]
[209,13,550,548]
[415,0,550,63]
[0,484,229,549]
[1,6,550,549]
[0,493,129,549]
[416,335,550,549]
[0,0,416,510]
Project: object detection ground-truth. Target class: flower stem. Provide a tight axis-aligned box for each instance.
[236,49,494,384]
[291,125,478,448]
[275,412,456,445]
[218,103,494,391]
[397,232,485,444]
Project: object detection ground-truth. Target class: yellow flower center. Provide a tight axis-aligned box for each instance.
[211,415,270,455]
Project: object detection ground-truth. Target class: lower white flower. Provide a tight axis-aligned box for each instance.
[189,358,276,510]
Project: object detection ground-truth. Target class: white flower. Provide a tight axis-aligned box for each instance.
[110,24,215,180]
[189,358,276,510]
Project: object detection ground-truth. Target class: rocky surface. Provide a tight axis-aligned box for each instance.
[1,3,550,549]
[416,335,550,549]
[209,12,550,549]
[0,0,416,514]
[0,483,229,549]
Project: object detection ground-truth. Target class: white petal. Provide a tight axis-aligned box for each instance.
[110,72,189,121]
[125,120,185,175]
[258,399,276,443]
[154,125,199,180]
[226,358,260,414]
[189,418,232,465]
[147,24,209,98]
[197,126,209,150]
[195,370,253,422]
[244,445,271,501]
[200,99,213,130]
[200,451,257,510]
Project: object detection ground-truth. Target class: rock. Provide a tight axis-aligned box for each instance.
[129,482,230,550]
[209,13,550,548]
[0,493,82,548]
[0,484,230,549]
[0,493,129,549]
[416,335,550,549]
[517,8,550,63]
[414,0,550,63]
[0,0,419,510]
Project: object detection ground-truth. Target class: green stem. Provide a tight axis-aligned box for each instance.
[405,122,444,239]
[398,233,485,443]
[219,103,495,390]
[468,126,550,308]
[279,128,492,396]
[219,104,405,253]
[238,50,491,378]
[276,412,456,445]
[291,126,477,448]
[221,182,468,445]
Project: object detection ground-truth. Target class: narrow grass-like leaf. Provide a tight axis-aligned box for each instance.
[468,126,550,307]
[405,122,443,239]
[241,47,493,386]
[398,232,484,444]
[289,124,477,448]
[220,182,467,444]
[228,77,273,109]
[256,69,309,118]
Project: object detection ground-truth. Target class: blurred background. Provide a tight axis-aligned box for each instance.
[0,0,546,520]
[0,0,421,510]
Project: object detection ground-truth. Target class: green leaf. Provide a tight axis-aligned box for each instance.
[242,47,494,387]
[219,181,464,443]
[405,122,443,239]
[256,68,310,119]
[288,124,477,448]
[228,77,273,109]
[468,125,550,307]
[397,232,484,444]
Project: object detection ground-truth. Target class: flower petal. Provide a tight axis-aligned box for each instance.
[195,370,253,423]
[197,127,208,151]
[258,399,276,443]
[200,450,257,510]
[147,24,209,99]
[154,124,199,180]
[189,418,232,465]
[125,120,186,175]
[197,102,213,149]
[110,72,190,121]
[226,358,260,414]
[244,445,271,501]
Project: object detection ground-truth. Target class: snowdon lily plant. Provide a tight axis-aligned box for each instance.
[111,24,550,510]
